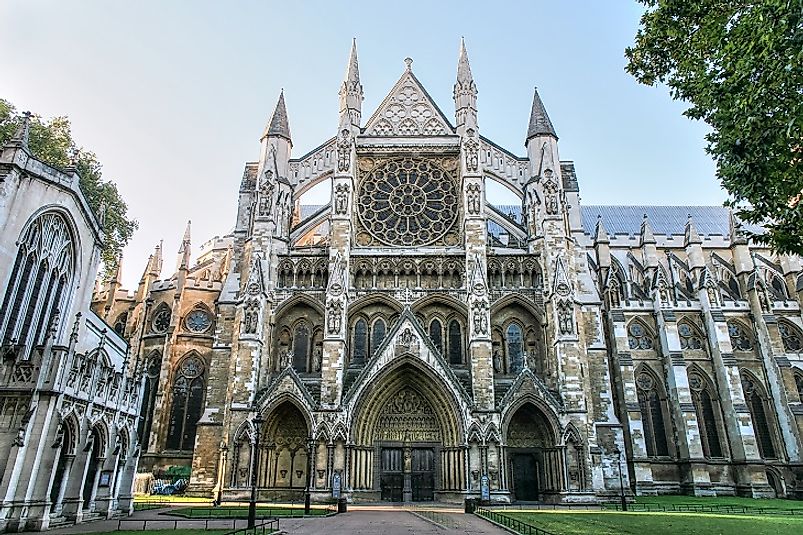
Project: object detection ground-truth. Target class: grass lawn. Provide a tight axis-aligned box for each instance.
[502,511,803,535]
[168,505,331,518]
[92,531,232,535]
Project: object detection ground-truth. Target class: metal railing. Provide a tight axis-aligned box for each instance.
[475,508,558,535]
[606,502,803,516]
[222,519,280,535]
[117,518,249,531]
[167,504,335,518]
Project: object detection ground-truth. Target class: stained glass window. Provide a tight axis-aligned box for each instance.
[741,374,777,459]
[448,320,463,365]
[429,319,443,355]
[186,309,212,333]
[727,321,753,351]
[636,371,669,457]
[166,355,205,450]
[678,321,704,350]
[353,319,367,363]
[370,319,386,359]
[779,321,803,353]
[152,307,171,334]
[628,320,654,350]
[688,371,723,458]
[507,323,524,374]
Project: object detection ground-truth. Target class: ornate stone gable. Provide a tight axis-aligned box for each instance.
[497,368,563,414]
[363,67,454,137]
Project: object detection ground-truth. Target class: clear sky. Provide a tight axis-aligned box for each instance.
[0,0,722,289]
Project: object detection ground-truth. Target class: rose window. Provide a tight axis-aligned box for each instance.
[357,158,458,246]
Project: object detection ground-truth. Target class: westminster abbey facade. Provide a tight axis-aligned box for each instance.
[92,41,803,504]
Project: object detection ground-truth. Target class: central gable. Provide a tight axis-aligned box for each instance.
[363,67,455,137]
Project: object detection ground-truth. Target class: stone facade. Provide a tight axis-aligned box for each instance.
[0,117,141,531]
[96,42,803,503]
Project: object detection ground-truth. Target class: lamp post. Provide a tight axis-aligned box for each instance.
[613,447,627,511]
[247,415,263,529]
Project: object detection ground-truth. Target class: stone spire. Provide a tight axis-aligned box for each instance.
[594,215,610,245]
[454,37,477,128]
[146,241,163,279]
[526,87,557,143]
[639,213,656,246]
[729,210,747,245]
[10,111,32,148]
[262,91,291,144]
[339,38,363,129]
[177,220,191,272]
[684,214,702,246]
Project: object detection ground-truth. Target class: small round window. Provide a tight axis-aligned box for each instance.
[186,309,212,333]
[152,309,171,334]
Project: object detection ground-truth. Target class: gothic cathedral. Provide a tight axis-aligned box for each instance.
[94,41,803,503]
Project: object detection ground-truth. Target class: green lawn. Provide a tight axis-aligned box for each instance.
[168,505,331,518]
[502,511,803,535]
[94,531,232,535]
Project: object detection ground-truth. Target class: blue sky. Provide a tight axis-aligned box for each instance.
[0,1,721,288]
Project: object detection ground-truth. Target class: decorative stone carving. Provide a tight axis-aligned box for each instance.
[327,299,343,335]
[365,78,450,136]
[336,129,351,172]
[242,301,259,335]
[472,299,489,336]
[375,388,440,442]
[463,129,479,172]
[557,300,574,335]
[334,184,349,215]
[543,173,559,215]
[466,182,481,215]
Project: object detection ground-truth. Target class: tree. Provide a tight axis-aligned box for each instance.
[626,0,803,255]
[0,99,137,277]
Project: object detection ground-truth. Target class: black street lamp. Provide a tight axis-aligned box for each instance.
[247,415,264,529]
[613,447,627,511]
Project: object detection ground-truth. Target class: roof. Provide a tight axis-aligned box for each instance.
[580,205,753,237]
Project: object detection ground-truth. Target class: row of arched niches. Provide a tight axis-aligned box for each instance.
[270,291,549,401]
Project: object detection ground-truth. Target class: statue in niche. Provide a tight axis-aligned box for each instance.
[757,283,771,312]
[337,129,351,172]
[705,279,720,307]
[334,184,349,215]
[281,350,293,369]
[493,349,503,373]
[242,303,258,334]
[312,347,322,372]
[607,280,622,308]
[463,131,479,172]
[542,171,559,215]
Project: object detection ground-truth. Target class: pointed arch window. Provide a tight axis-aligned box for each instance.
[741,374,777,459]
[113,313,128,336]
[151,305,171,334]
[429,319,443,355]
[448,320,463,365]
[636,371,669,457]
[352,319,368,363]
[628,320,654,350]
[166,354,205,451]
[506,323,524,374]
[0,211,75,352]
[779,321,803,353]
[724,272,741,299]
[794,371,803,401]
[688,371,723,458]
[727,321,753,351]
[370,319,386,358]
[678,321,704,351]
[292,323,310,371]
[768,274,788,300]
[137,353,162,447]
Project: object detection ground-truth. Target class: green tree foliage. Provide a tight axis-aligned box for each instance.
[626,0,803,254]
[0,99,137,276]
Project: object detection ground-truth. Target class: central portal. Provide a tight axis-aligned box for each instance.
[380,447,435,502]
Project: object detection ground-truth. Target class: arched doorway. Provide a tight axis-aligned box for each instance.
[505,403,560,502]
[260,402,310,491]
[351,361,464,502]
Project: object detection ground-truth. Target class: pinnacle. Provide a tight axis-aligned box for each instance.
[10,111,32,147]
[684,214,702,246]
[344,38,360,85]
[594,215,610,244]
[526,87,557,141]
[264,91,291,142]
[457,37,473,83]
[640,213,656,245]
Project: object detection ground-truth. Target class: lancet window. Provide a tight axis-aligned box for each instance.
[351,316,389,364]
[137,352,162,446]
[741,373,777,459]
[427,317,465,365]
[0,211,75,354]
[688,370,723,458]
[779,320,803,353]
[506,323,524,374]
[166,354,205,451]
[636,370,670,457]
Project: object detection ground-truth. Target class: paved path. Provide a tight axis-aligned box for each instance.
[22,507,508,535]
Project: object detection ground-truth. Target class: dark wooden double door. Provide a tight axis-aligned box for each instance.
[512,453,539,501]
[380,447,435,502]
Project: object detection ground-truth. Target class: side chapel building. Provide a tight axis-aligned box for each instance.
[94,41,803,503]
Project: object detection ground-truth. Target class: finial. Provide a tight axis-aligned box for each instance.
[12,111,32,147]
[404,57,413,71]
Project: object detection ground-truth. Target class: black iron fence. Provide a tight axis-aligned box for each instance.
[117,518,271,531]
[606,502,803,516]
[474,508,558,535]
[222,519,280,535]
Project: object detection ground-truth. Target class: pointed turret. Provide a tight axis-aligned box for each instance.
[141,241,163,282]
[177,220,191,272]
[639,214,656,246]
[526,87,557,143]
[594,216,611,271]
[339,38,363,130]
[729,210,753,275]
[594,215,610,245]
[639,214,659,268]
[262,91,291,144]
[454,37,478,129]
[684,214,702,246]
[6,111,32,149]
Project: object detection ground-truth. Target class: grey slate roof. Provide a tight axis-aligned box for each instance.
[581,205,743,237]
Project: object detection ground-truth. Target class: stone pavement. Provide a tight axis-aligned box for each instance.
[20,507,508,535]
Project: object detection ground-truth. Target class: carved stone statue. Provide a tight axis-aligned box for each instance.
[336,129,351,172]
[557,300,574,335]
[466,183,481,215]
[327,299,343,335]
[543,173,559,216]
[463,131,479,173]
[493,349,502,373]
[334,184,349,215]
[472,300,488,335]
[312,347,322,372]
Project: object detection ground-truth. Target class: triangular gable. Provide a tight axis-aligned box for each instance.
[363,69,455,137]
[497,368,563,413]
[253,365,317,410]
[342,307,472,408]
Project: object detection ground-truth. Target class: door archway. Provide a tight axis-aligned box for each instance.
[504,401,561,502]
